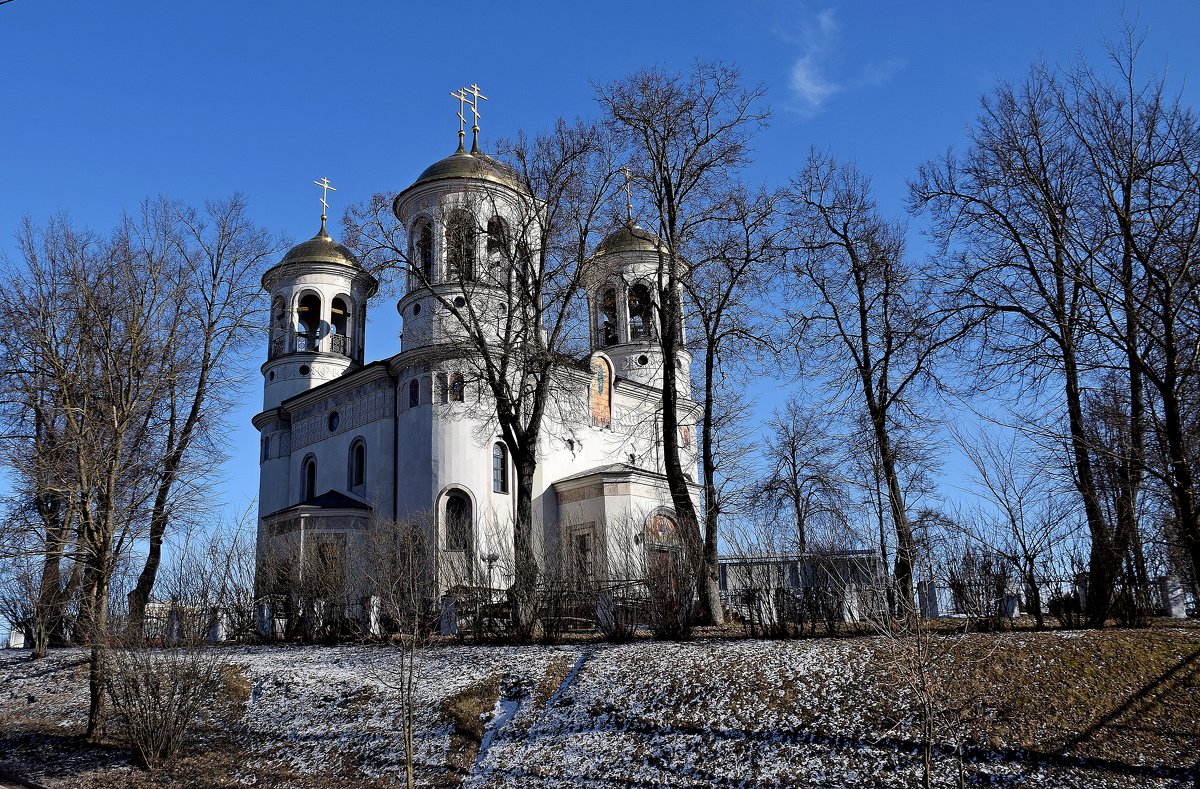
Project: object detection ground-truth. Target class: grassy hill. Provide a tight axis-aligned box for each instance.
[1,626,1198,787]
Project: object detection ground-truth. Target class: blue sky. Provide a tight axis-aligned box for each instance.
[4,1,1200,523]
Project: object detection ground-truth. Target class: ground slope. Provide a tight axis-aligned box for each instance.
[1,628,1197,787]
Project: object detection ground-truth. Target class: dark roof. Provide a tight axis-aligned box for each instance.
[264,490,371,519]
[552,463,657,486]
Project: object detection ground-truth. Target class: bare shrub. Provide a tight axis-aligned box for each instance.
[104,645,227,771]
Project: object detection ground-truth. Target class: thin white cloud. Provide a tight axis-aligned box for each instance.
[789,8,841,116]
[787,8,905,117]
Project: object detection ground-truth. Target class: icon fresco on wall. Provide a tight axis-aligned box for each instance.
[590,356,611,429]
[647,513,680,545]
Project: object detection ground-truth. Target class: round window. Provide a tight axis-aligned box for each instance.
[454,295,466,308]
[412,303,422,316]
[637,355,649,366]
[298,365,310,376]
[328,411,340,431]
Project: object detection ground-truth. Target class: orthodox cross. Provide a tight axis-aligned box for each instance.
[314,177,336,232]
[465,83,488,152]
[451,83,488,153]
[451,87,469,151]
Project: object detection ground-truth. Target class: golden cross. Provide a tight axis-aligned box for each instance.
[465,83,488,126]
[313,177,336,231]
[464,83,488,152]
[451,87,469,150]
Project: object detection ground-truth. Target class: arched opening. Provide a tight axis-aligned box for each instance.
[646,512,682,595]
[449,372,465,402]
[348,440,365,490]
[270,296,286,358]
[486,216,509,262]
[446,209,476,282]
[356,309,367,362]
[628,284,654,341]
[261,435,271,463]
[408,379,420,408]
[437,372,449,404]
[330,296,351,356]
[414,220,434,284]
[599,288,619,347]
[302,456,317,501]
[492,443,509,493]
[444,491,472,551]
[297,292,322,352]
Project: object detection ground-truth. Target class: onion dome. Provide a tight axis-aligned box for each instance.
[595,221,666,256]
[279,227,360,267]
[406,149,520,192]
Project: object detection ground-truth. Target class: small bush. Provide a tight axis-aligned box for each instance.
[1047,589,1084,629]
[104,646,226,771]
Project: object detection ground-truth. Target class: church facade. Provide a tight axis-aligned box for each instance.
[252,136,699,607]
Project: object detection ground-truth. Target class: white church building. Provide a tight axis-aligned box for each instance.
[252,127,699,609]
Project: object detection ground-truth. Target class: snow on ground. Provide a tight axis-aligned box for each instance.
[1,631,1197,787]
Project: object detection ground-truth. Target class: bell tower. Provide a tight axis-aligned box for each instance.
[260,179,379,411]
[585,220,690,395]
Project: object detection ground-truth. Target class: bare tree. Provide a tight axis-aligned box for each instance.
[125,197,282,632]
[363,514,434,788]
[913,36,1200,620]
[787,152,964,613]
[1060,34,1200,600]
[753,399,847,555]
[0,197,277,738]
[682,185,784,626]
[910,65,1122,624]
[597,61,769,626]
[953,425,1080,629]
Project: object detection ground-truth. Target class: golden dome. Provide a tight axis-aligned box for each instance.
[595,221,666,255]
[279,228,360,267]
[407,149,520,191]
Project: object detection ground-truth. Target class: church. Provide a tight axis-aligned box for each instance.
[252,97,699,614]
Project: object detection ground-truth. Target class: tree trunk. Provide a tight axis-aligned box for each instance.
[698,340,724,626]
[1061,341,1117,627]
[658,276,705,627]
[85,573,109,742]
[510,454,538,642]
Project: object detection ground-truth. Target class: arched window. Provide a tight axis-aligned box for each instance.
[408,379,420,408]
[414,220,434,284]
[599,288,619,347]
[449,372,464,402]
[270,296,286,358]
[628,284,653,340]
[446,209,476,282]
[444,491,472,551]
[302,456,317,501]
[331,296,351,356]
[261,435,271,463]
[297,292,322,352]
[356,308,367,362]
[348,440,366,490]
[492,443,508,493]
[486,216,509,261]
